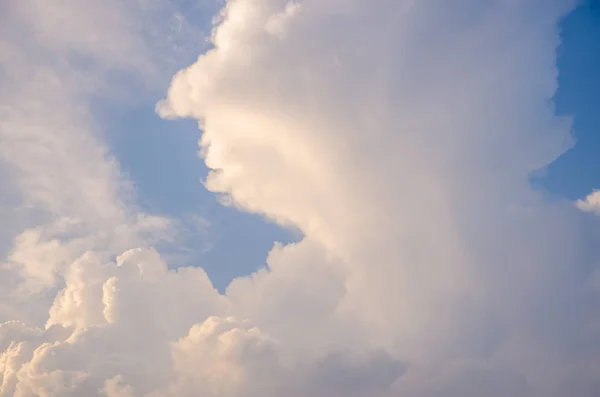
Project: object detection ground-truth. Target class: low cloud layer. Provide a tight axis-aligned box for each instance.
[2,0,600,396]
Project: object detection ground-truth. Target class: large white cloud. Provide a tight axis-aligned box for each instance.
[2,0,600,396]
[160,0,600,395]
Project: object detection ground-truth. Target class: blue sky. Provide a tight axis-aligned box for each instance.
[537,1,600,198]
[104,1,600,291]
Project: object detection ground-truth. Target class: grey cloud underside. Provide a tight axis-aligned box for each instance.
[2,0,600,396]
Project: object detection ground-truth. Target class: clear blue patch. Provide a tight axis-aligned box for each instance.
[97,98,298,292]
[535,1,600,199]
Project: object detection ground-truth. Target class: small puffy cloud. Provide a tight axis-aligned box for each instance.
[577,190,600,214]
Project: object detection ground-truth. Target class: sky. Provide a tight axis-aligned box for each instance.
[537,1,600,199]
[1,1,600,397]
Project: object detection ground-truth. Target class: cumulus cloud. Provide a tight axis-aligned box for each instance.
[2,0,600,397]
[577,190,600,214]
[0,248,227,397]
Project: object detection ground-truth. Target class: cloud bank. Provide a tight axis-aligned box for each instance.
[2,0,600,396]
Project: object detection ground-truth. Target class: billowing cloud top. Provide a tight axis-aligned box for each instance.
[2,0,600,397]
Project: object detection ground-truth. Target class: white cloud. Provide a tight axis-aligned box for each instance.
[577,190,600,214]
[0,0,211,325]
[1,247,397,397]
[265,2,302,38]
[159,0,599,395]
[3,0,600,397]
[0,248,226,397]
